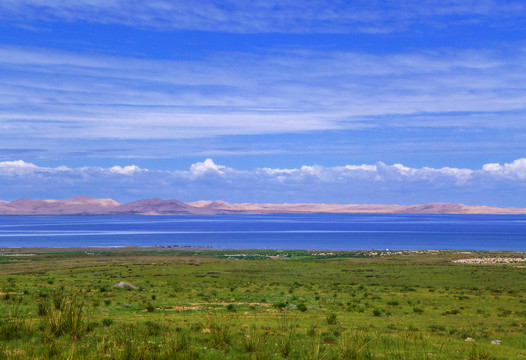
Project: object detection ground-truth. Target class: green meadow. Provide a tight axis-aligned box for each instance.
[1,248,526,359]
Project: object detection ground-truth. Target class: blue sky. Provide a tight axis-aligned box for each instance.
[1,1,526,205]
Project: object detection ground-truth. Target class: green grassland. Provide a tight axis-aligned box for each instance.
[1,248,526,359]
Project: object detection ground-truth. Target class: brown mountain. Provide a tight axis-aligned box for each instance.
[0,197,120,215]
[0,197,525,215]
[110,198,199,215]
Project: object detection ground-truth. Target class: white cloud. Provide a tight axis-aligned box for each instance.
[482,163,501,172]
[344,164,377,172]
[0,160,37,168]
[0,158,525,205]
[481,158,526,179]
[188,158,228,176]
[109,165,146,175]
[258,167,296,176]
[1,158,525,185]
[0,161,35,178]
[0,160,144,177]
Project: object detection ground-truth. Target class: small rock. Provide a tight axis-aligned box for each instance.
[113,281,137,289]
[465,337,475,342]
[491,340,501,345]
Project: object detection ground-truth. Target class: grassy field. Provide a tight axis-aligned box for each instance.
[0,248,525,359]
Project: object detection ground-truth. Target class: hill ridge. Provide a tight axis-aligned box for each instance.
[0,197,525,215]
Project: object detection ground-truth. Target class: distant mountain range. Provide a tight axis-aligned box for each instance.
[0,197,525,215]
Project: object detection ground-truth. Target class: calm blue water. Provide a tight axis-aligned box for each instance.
[0,214,525,250]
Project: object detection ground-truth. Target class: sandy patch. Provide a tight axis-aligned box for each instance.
[453,257,526,264]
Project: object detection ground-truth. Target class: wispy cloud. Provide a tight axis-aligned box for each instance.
[1,1,525,33]
[1,44,526,149]
[1,158,525,206]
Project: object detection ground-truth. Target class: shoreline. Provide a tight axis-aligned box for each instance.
[2,246,526,252]
[2,247,525,254]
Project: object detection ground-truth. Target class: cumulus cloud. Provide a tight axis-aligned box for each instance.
[0,158,525,206]
[109,165,146,175]
[481,158,526,179]
[188,159,228,177]
[0,160,37,169]
[0,160,61,176]
[0,160,145,178]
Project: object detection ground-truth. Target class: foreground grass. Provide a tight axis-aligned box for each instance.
[0,248,525,359]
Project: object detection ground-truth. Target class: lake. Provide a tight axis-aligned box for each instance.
[0,214,525,250]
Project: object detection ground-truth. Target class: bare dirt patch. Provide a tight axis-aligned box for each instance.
[453,257,526,264]
[160,301,272,311]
